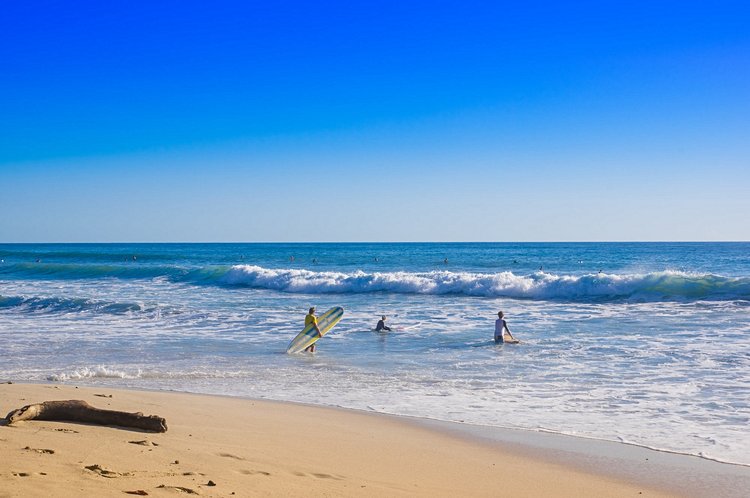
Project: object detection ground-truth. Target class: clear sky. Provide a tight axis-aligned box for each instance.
[1,1,748,242]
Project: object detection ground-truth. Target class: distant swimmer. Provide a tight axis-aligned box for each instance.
[304,307,321,352]
[374,257,379,262]
[494,311,519,344]
[312,258,318,264]
[290,255,295,262]
[375,315,391,332]
[444,258,449,264]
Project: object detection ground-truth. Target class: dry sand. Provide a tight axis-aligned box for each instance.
[1,383,678,497]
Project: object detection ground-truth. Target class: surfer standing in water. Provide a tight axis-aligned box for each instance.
[494,311,518,344]
[305,307,321,352]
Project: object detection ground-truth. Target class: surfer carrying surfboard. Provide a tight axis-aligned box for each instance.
[304,307,322,352]
[494,311,518,344]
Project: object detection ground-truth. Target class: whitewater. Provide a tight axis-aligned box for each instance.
[1,243,748,466]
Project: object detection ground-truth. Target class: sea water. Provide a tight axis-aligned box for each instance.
[1,243,748,465]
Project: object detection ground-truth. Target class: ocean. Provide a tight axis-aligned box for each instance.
[1,242,748,465]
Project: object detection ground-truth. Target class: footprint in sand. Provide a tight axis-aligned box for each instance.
[23,446,55,454]
[312,473,344,480]
[239,469,271,476]
[84,464,133,478]
[53,428,79,434]
[292,471,344,480]
[217,452,245,460]
[156,484,198,494]
[128,440,158,447]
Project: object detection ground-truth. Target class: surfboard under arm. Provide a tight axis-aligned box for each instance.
[286,307,344,353]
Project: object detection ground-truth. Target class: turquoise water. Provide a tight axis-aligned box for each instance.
[1,243,748,464]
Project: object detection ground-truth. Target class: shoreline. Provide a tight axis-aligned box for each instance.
[413,418,750,498]
[2,383,748,497]
[10,379,749,468]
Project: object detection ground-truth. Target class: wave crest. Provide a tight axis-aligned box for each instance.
[222,266,750,302]
[3,261,748,302]
[47,366,139,381]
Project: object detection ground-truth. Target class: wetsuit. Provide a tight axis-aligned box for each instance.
[494,318,507,343]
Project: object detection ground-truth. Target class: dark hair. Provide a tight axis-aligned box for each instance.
[309,307,315,314]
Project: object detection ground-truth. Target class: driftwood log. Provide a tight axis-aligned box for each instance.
[4,400,167,432]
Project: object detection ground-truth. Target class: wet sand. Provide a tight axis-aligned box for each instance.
[1,382,738,497]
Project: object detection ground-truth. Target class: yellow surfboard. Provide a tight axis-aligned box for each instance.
[286,307,344,353]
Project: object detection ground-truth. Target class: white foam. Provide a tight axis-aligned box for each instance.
[221,266,750,302]
[47,365,139,381]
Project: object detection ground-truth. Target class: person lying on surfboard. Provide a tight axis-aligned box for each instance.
[304,307,322,352]
[494,311,519,344]
[375,315,391,332]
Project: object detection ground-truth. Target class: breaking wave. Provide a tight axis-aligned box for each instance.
[221,266,750,302]
[47,365,139,381]
[3,261,749,302]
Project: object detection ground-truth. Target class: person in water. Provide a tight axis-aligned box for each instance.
[375,315,391,332]
[304,307,321,352]
[494,311,518,344]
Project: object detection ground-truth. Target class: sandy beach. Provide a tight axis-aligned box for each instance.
[0,382,714,498]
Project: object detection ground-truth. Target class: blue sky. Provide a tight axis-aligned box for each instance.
[1,1,748,242]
